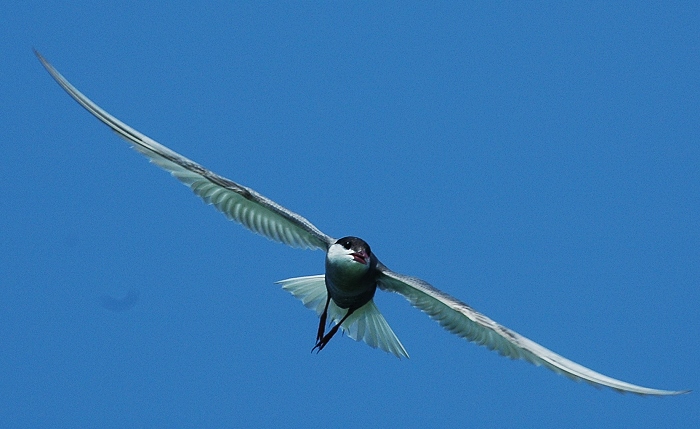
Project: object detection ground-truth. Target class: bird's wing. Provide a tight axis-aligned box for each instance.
[36,51,334,251]
[376,263,688,396]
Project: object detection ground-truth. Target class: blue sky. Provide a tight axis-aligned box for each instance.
[2,2,698,427]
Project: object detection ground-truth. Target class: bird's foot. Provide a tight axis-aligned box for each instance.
[312,328,334,353]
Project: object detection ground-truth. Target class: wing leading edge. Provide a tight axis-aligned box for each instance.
[35,50,334,251]
[377,263,688,396]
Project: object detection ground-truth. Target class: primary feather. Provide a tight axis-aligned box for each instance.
[35,50,333,251]
[377,264,688,396]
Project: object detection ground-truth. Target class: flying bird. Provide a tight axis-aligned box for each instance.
[35,51,688,396]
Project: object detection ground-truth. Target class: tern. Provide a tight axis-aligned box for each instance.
[36,51,688,396]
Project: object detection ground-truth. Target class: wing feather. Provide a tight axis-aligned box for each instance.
[36,51,334,251]
[377,263,688,396]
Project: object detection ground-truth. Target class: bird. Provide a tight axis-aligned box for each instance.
[35,50,688,396]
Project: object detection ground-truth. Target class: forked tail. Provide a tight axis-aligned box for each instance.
[277,275,409,358]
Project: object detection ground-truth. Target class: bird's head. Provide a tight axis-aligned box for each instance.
[327,236,373,273]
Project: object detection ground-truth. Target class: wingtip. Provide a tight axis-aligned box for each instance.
[34,49,56,77]
[617,387,691,397]
[33,48,47,64]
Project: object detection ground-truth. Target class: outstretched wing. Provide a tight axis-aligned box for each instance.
[36,51,334,251]
[376,263,688,396]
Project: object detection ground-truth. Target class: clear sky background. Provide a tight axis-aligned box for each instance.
[2,2,698,428]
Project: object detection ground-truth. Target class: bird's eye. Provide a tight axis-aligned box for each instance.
[342,240,351,249]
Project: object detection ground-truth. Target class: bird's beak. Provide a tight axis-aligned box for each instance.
[351,251,369,264]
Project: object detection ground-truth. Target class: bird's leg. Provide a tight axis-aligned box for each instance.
[316,294,332,343]
[312,307,356,353]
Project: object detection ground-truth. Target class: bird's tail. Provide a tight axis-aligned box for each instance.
[277,275,409,358]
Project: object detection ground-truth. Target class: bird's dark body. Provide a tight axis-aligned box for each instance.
[324,236,378,310]
[325,257,377,309]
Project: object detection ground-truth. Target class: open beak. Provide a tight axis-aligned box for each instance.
[351,251,369,264]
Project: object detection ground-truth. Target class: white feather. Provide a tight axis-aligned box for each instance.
[377,265,688,396]
[35,51,334,251]
[277,275,409,359]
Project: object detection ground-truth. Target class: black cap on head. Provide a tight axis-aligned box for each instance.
[336,236,371,254]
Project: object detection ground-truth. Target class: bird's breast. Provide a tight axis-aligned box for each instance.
[324,260,377,310]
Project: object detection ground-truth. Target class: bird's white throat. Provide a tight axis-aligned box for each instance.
[326,243,369,277]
